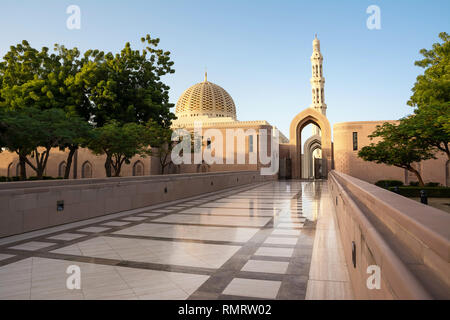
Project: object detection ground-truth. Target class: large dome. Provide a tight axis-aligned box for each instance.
[175,73,237,120]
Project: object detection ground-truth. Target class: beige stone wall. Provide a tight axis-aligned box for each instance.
[0,122,278,179]
[333,121,448,186]
[0,148,156,179]
[0,171,276,238]
[329,171,450,299]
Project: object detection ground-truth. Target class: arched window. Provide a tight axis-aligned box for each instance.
[81,161,92,178]
[7,163,13,178]
[15,163,20,177]
[58,161,67,178]
[133,161,144,176]
[321,88,324,102]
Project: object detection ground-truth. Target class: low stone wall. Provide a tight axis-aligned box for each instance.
[329,170,450,299]
[0,171,276,238]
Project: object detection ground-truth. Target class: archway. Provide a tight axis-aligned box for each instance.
[303,134,321,179]
[132,161,144,176]
[81,161,93,178]
[7,162,13,178]
[288,108,332,179]
[58,161,67,177]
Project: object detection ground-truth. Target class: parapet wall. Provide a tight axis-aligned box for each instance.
[0,171,276,238]
[329,170,450,299]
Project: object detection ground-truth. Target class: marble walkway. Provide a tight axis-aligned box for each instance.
[0,180,353,300]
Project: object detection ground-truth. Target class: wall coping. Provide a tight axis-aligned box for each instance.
[329,172,431,299]
[332,170,450,262]
[0,171,262,193]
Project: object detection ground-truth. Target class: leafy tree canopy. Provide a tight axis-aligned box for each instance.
[408,32,450,108]
[402,103,450,159]
[358,122,436,186]
[88,121,152,177]
[87,34,176,127]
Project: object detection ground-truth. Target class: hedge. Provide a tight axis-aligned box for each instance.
[0,176,63,182]
[375,180,404,188]
[388,186,450,198]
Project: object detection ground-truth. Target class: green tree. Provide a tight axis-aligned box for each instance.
[0,108,68,179]
[408,32,450,108]
[358,122,436,186]
[146,120,175,174]
[88,121,151,177]
[87,34,176,127]
[0,108,41,179]
[402,103,450,160]
[0,41,104,179]
[404,32,450,161]
[56,114,94,179]
[49,45,99,178]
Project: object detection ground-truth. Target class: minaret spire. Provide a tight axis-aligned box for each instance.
[310,35,327,135]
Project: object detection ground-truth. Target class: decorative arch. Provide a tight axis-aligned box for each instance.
[16,163,20,177]
[132,161,144,176]
[81,161,93,178]
[289,108,332,179]
[58,161,67,178]
[7,162,13,178]
[303,134,321,179]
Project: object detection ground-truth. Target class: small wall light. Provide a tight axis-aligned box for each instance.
[57,200,64,212]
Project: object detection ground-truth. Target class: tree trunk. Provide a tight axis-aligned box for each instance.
[35,148,50,180]
[104,155,112,177]
[112,157,125,177]
[18,153,27,180]
[113,162,121,177]
[64,146,77,179]
[445,143,449,161]
[160,153,168,175]
[40,147,51,179]
[409,167,425,186]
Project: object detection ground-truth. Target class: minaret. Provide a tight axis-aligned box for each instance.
[310,34,327,136]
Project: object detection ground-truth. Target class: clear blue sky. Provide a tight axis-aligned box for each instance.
[0,0,449,136]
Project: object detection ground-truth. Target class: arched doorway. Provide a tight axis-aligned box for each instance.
[288,108,332,179]
[303,134,321,179]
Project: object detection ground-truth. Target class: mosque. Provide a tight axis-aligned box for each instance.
[0,37,448,186]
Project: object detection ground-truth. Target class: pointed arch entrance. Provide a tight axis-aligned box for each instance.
[288,108,332,179]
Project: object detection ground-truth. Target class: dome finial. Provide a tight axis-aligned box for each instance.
[204,68,207,82]
[315,33,317,39]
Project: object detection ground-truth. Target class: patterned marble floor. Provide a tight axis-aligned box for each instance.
[0,180,350,300]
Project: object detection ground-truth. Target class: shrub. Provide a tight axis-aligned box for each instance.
[0,176,62,182]
[425,182,440,187]
[388,186,450,198]
[375,180,404,188]
[409,181,420,186]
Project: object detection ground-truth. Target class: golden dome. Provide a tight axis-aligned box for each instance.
[175,73,237,120]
